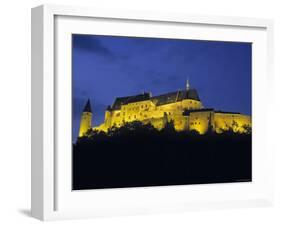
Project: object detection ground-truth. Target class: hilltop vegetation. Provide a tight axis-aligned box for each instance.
[73,121,252,190]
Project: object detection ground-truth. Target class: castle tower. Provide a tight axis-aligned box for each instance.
[79,99,92,137]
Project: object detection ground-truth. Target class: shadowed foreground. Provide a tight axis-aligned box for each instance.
[73,122,251,190]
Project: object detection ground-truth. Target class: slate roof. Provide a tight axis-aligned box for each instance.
[214,110,241,115]
[111,93,151,110]
[183,108,242,116]
[110,89,201,110]
[151,89,200,106]
[83,99,92,113]
[183,108,214,116]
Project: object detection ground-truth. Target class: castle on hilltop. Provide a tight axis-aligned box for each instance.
[78,80,251,137]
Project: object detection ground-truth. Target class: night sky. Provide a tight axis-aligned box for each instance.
[72,34,252,142]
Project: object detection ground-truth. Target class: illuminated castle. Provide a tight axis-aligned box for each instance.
[79,80,251,137]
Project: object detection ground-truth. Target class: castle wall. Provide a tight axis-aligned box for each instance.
[181,99,202,110]
[188,111,251,134]
[168,114,189,131]
[96,98,202,132]
[188,111,214,134]
[140,114,188,131]
[121,100,155,123]
[109,110,122,127]
[213,113,251,133]
[104,110,112,128]
[92,97,251,135]
[142,117,165,130]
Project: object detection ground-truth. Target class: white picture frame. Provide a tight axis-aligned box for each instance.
[31,4,274,221]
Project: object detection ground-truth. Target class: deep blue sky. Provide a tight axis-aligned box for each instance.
[72,34,252,142]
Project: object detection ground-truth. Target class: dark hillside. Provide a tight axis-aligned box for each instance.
[73,121,252,190]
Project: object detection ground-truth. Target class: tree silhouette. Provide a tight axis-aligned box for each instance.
[162,119,176,134]
[242,124,252,134]
[73,119,252,190]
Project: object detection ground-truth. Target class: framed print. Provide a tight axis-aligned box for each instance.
[31,4,274,221]
[72,35,253,190]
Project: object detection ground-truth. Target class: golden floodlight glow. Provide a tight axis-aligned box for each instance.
[78,82,251,137]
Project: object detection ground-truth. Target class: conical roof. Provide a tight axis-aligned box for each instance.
[83,99,92,113]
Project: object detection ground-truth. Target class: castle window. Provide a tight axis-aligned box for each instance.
[134,115,136,119]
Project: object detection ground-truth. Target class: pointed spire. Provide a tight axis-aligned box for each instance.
[186,78,190,91]
[83,99,92,113]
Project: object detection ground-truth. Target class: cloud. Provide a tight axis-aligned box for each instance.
[73,35,115,59]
